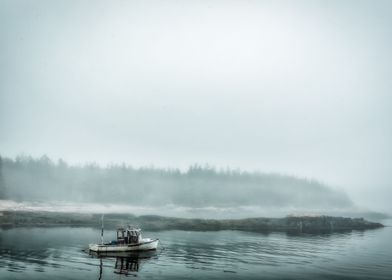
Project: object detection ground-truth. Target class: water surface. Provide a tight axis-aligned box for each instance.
[0,221,391,279]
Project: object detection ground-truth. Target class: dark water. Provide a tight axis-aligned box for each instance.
[0,221,391,279]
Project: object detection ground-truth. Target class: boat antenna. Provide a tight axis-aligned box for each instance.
[101,214,104,245]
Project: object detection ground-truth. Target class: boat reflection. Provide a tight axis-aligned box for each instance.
[90,250,157,278]
[114,255,140,276]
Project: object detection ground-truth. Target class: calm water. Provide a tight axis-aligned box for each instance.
[0,221,391,279]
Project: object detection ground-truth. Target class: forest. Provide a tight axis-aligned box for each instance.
[0,155,352,209]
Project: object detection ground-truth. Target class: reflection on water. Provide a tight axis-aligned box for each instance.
[90,251,157,278]
[0,225,391,279]
[114,256,139,276]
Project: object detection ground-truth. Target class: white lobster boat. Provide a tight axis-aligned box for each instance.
[89,223,159,253]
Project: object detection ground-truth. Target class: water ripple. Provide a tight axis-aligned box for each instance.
[1,226,392,279]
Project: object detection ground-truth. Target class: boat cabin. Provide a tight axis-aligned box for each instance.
[116,226,142,245]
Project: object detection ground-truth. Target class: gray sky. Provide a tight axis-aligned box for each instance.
[1,0,391,212]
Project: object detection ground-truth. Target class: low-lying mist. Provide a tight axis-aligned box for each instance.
[0,155,358,218]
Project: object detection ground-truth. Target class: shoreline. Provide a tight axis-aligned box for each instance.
[0,211,384,234]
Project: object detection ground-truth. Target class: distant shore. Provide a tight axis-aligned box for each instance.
[0,211,384,234]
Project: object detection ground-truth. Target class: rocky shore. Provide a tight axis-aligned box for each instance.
[0,211,384,234]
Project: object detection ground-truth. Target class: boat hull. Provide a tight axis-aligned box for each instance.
[89,239,159,252]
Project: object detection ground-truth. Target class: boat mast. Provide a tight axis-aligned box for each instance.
[101,214,104,245]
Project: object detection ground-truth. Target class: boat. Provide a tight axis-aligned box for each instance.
[89,218,159,253]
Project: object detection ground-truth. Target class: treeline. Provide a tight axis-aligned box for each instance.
[0,155,352,208]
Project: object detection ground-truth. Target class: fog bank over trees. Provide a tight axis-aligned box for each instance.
[0,155,352,210]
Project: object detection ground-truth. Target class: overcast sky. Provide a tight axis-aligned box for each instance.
[1,0,391,212]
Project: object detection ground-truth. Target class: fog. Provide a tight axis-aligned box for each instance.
[0,155,356,217]
[1,0,391,214]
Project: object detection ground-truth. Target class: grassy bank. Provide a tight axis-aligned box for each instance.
[0,211,384,234]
